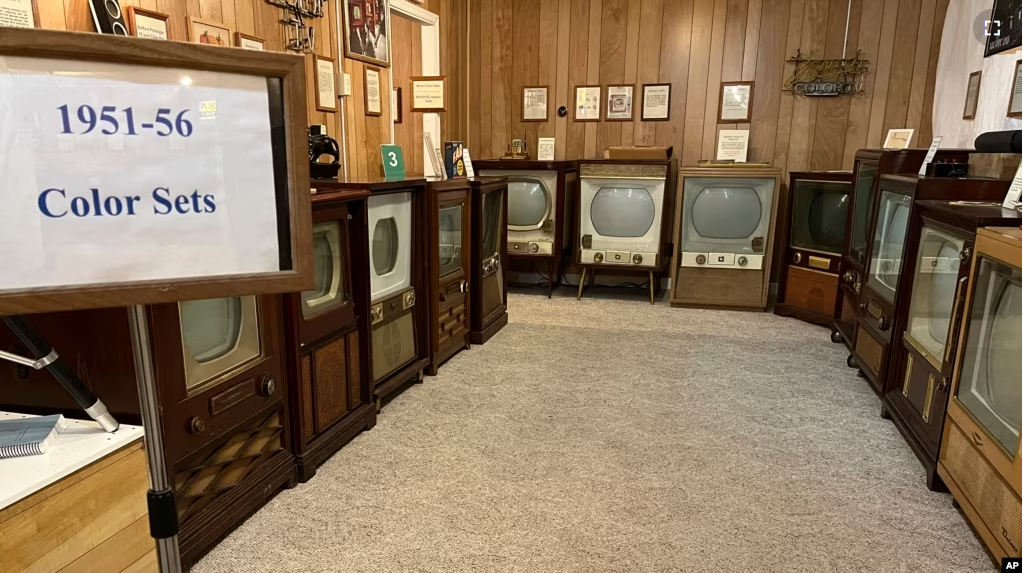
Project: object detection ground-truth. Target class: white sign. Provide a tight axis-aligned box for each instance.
[641,84,670,120]
[574,86,601,120]
[134,15,169,40]
[316,58,336,111]
[1004,162,1022,210]
[883,128,914,149]
[462,149,475,178]
[606,85,634,120]
[918,136,943,175]
[538,137,555,161]
[411,78,444,111]
[238,37,264,50]
[0,0,34,28]
[365,68,381,115]
[0,56,281,292]
[523,87,548,121]
[716,129,750,162]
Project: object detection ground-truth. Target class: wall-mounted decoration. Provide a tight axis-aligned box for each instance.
[716,130,750,162]
[316,56,337,112]
[187,17,232,46]
[90,0,128,35]
[963,71,982,119]
[522,86,549,121]
[411,76,445,112]
[984,0,1022,57]
[1009,60,1022,118]
[574,85,601,121]
[365,67,382,116]
[236,33,265,50]
[883,128,914,149]
[393,88,402,124]
[265,0,323,53]
[343,0,389,67]
[605,85,634,121]
[784,49,869,96]
[0,0,38,28]
[126,8,168,39]
[718,81,754,123]
[641,83,671,121]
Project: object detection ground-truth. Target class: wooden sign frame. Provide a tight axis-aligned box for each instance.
[0,28,314,315]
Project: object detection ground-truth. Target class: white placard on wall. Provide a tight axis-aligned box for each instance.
[716,130,750,162]
[316,57,336,111]
[0,0,34,28]
[0,56,281,292]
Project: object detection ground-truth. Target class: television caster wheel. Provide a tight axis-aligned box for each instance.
[830,331,844,344]
[846,354,857,368]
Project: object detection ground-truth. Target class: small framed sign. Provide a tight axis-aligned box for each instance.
[641,83,671,121]
[316,56,337,112]
[126,7,169,40]
[605,85,634,121]
[883,128,914,149]
[187,17,233,47]
[718,81,754,123]
[365,66,382,116]
[574,85,601,121]
[962,71,981,119]
[236,33,265,50]
[522,86,549,121]
[0,0,38,28]
[393,87,402,124]
[1008,60,1022,118]
[411,76,445,112]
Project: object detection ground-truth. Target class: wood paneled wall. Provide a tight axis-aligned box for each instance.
[392,11,425,174]
[465,0,948,175]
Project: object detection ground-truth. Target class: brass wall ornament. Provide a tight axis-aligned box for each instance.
[784,49,870,96]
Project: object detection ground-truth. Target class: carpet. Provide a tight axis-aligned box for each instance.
[193,289,992,573]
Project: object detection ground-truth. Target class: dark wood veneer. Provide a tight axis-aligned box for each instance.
[425,179,472,375]
[469,177,510,345]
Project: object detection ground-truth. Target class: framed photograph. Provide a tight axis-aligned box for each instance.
[187,17,233,47]
[393,87,402,124]
[718,81,754,123]
[315,56,337,112]
[0,0,38,28]
[343,0,390,67]
[984,0,1022,57]
[522,86,549,122]
[410,76,445,112]
[236,33,265,50]
[365,66,382,116]
[605,85,634,121]
[574,85,601,121]
[641,83,671,121]
[1009,60,1022,118]
[883,128,914,149]
[963,71,982,119]
[125,7,168,39]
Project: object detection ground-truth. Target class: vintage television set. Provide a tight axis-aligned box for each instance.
[425,179,472,375]
[469,177,510,344]
[852,175,1010,398]
[834,149,973,355]
[474,160,577,297]
[0,297,294,568]
[317,177,431,406]
[883,201,1019,491]
[574,159,678,304]
[282,187,376,482]
[670,166,782,310]
[937,227,1021,562]
[775,171,852,326]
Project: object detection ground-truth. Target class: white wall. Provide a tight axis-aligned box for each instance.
[933,0,1021,148]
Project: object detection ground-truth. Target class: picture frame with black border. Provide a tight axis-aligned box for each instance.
[641,83,671,121]
[605,85,634,121]
[718,81,754,123]
[522,85,549,122]
[365,66,382,117]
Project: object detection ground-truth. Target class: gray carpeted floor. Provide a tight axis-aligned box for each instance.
[193,290,991,573]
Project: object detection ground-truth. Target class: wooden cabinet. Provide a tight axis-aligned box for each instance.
[469,177,509,345]
[426,179,472,375]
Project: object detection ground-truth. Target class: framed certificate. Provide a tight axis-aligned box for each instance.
[365,67,382,116]
[883,128,914,149]
[236,33,265,50]
[574,85,601,121]
[641,83,671,121]
[605,85,634,121]
[1009,60,1022,118]
[411,76,446,112]
[962,71,982,119]
[0,0,38,28]
[716,129,750,162]
[126,7,168,39]
[718,81,754,123]
[522,86,549,121]
[315,56,337,112]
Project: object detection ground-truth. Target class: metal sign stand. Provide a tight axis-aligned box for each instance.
[127,305,183,573]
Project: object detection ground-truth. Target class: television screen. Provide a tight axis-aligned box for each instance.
[481,191,502,260]
[789,180,849,254]
[179,296,261,391]
[372,217,399,276]
[851,166,877,261]
[507,178,551,230]
[438,205,463,277]
[985,0,1022,57]
[867,190,910,301]
[957,257,1021,454]
[301,222,345,318]
[692,187,762,240]
[590,187,655,238]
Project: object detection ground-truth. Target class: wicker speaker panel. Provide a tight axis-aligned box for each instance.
[943,420,1022,556]
[855,325,884,377]
[313,336,350,432]
[301,355,314,442]
[174,410,285,523]
[372,313,416,382]
[347,330,361,411]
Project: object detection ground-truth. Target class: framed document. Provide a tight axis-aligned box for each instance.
[605,85,634,121]
[411,76,445,112]
[716,130,750,162]
[574,85,601,121]
[342,0,390,67]
[187,17,233,46]
[126,7,168,39]
[316,56,337,112]
[883,128,914,149]
[522,86,549,121]
[1009,60,1022,118]
[236,33,265,50]
[0,0,37,28]
[365,67,382,116]
[962,71,982,119]
[641,83,671,121]
[393,88,402,124]
[719,81,753,123]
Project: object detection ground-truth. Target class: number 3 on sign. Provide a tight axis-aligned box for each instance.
[380,144,406,180]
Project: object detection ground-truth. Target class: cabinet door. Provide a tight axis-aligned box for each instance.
[478,186,507,324]
[436,190,471,349]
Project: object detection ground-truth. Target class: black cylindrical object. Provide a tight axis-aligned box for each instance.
[974,130,1022,153]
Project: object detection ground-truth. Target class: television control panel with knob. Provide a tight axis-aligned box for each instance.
[679,251,760,269]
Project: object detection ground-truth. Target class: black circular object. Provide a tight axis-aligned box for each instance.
[112,22,128,35]
[104,0,121,18]
[557,106,568,117]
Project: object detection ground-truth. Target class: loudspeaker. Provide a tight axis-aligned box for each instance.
[89,0,128,35]
[975,130,1022,153]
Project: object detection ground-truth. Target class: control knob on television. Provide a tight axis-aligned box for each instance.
[529,243,539,253]
[793,252,802,263]
[877,316,891,331]
[843,270,856,284]
[189,417,206,435]
[737,256,748,266]
[633,254,643,264]
[259,374,276,397]
[594,252,604,262]
[696,254,706,265]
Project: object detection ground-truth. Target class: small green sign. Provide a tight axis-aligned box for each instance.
[380,144,406,180]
